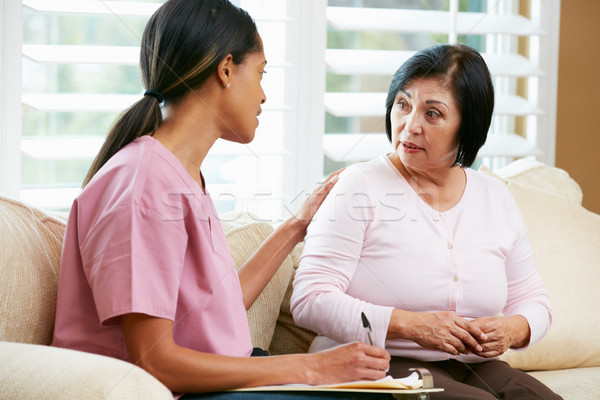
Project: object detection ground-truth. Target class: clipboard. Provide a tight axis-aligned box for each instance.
[229,368,443,399]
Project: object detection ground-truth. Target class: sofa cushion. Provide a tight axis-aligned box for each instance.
[221,213,295,351]
[493,158,583,205]
[0,195,292,352]
[0,196,66,345]
[0,341,172,400]
[479,166,600,370]
[528,367,600,400]
[268,243,318,356]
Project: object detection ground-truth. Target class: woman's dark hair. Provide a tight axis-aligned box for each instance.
[385,44,494,168]
[83,0,261,186]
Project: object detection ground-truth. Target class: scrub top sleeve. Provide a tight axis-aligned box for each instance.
[80,204,188,325]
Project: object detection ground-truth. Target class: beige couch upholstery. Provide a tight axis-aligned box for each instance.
[1,159,599,399]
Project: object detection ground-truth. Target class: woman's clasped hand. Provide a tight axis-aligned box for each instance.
[391,310,531,358]
[389,310,487,356]
[469,315,531,358]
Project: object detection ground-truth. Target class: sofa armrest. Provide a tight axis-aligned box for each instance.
[0,341,172,400]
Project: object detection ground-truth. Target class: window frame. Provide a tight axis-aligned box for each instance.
[533,0,561,166]
[281,0,327,213]
[1,0,23,199]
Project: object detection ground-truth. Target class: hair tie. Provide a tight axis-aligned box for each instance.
[144,89,164,104]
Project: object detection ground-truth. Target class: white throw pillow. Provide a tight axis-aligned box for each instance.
[221,213,295,351]
[479,166,600,370]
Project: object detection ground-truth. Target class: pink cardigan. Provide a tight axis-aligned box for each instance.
[291,155,552,363]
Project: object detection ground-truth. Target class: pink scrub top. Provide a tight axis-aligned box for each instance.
[52,136,253,362]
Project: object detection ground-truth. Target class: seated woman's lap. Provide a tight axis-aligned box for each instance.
[181,392,395,400]
[465,359,562,399]
[388,356,562,400]
[180,349,395,399]
[388,357,495,400]
[181,356,562,400]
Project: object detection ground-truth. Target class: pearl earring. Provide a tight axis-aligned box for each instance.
[226,83,231,88]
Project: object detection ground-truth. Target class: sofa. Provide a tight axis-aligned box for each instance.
[1,159,599,399]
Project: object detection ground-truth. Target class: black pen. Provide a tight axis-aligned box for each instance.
[361,312,374,345]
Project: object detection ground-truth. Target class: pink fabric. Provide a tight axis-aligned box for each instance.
[53,136,253,363]
[291,155,552,363]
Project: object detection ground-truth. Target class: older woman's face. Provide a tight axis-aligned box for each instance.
[390,77,461,172]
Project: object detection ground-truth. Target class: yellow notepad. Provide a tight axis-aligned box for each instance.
[229,372,444,394]
[317,373,422,390]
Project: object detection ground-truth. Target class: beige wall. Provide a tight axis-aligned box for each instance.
[556,0,600,214]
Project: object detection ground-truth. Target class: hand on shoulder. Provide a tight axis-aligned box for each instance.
[288,169,343,242]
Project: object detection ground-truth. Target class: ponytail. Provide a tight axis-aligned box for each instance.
[82,94,162,187]
[82,0,260,187]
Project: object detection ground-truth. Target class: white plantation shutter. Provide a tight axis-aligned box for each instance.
[321,0,561,172]
[0,0,561,213]
[5,0,309,218]
[217,0,327,220]
[0,0,23,198]
[16,0,166,210]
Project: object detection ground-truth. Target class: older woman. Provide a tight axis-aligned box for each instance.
[291,44,562,399]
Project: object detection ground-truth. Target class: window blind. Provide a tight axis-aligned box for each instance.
[2,0,560,214]
[18,0,298,217]
[321,0,560,172]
